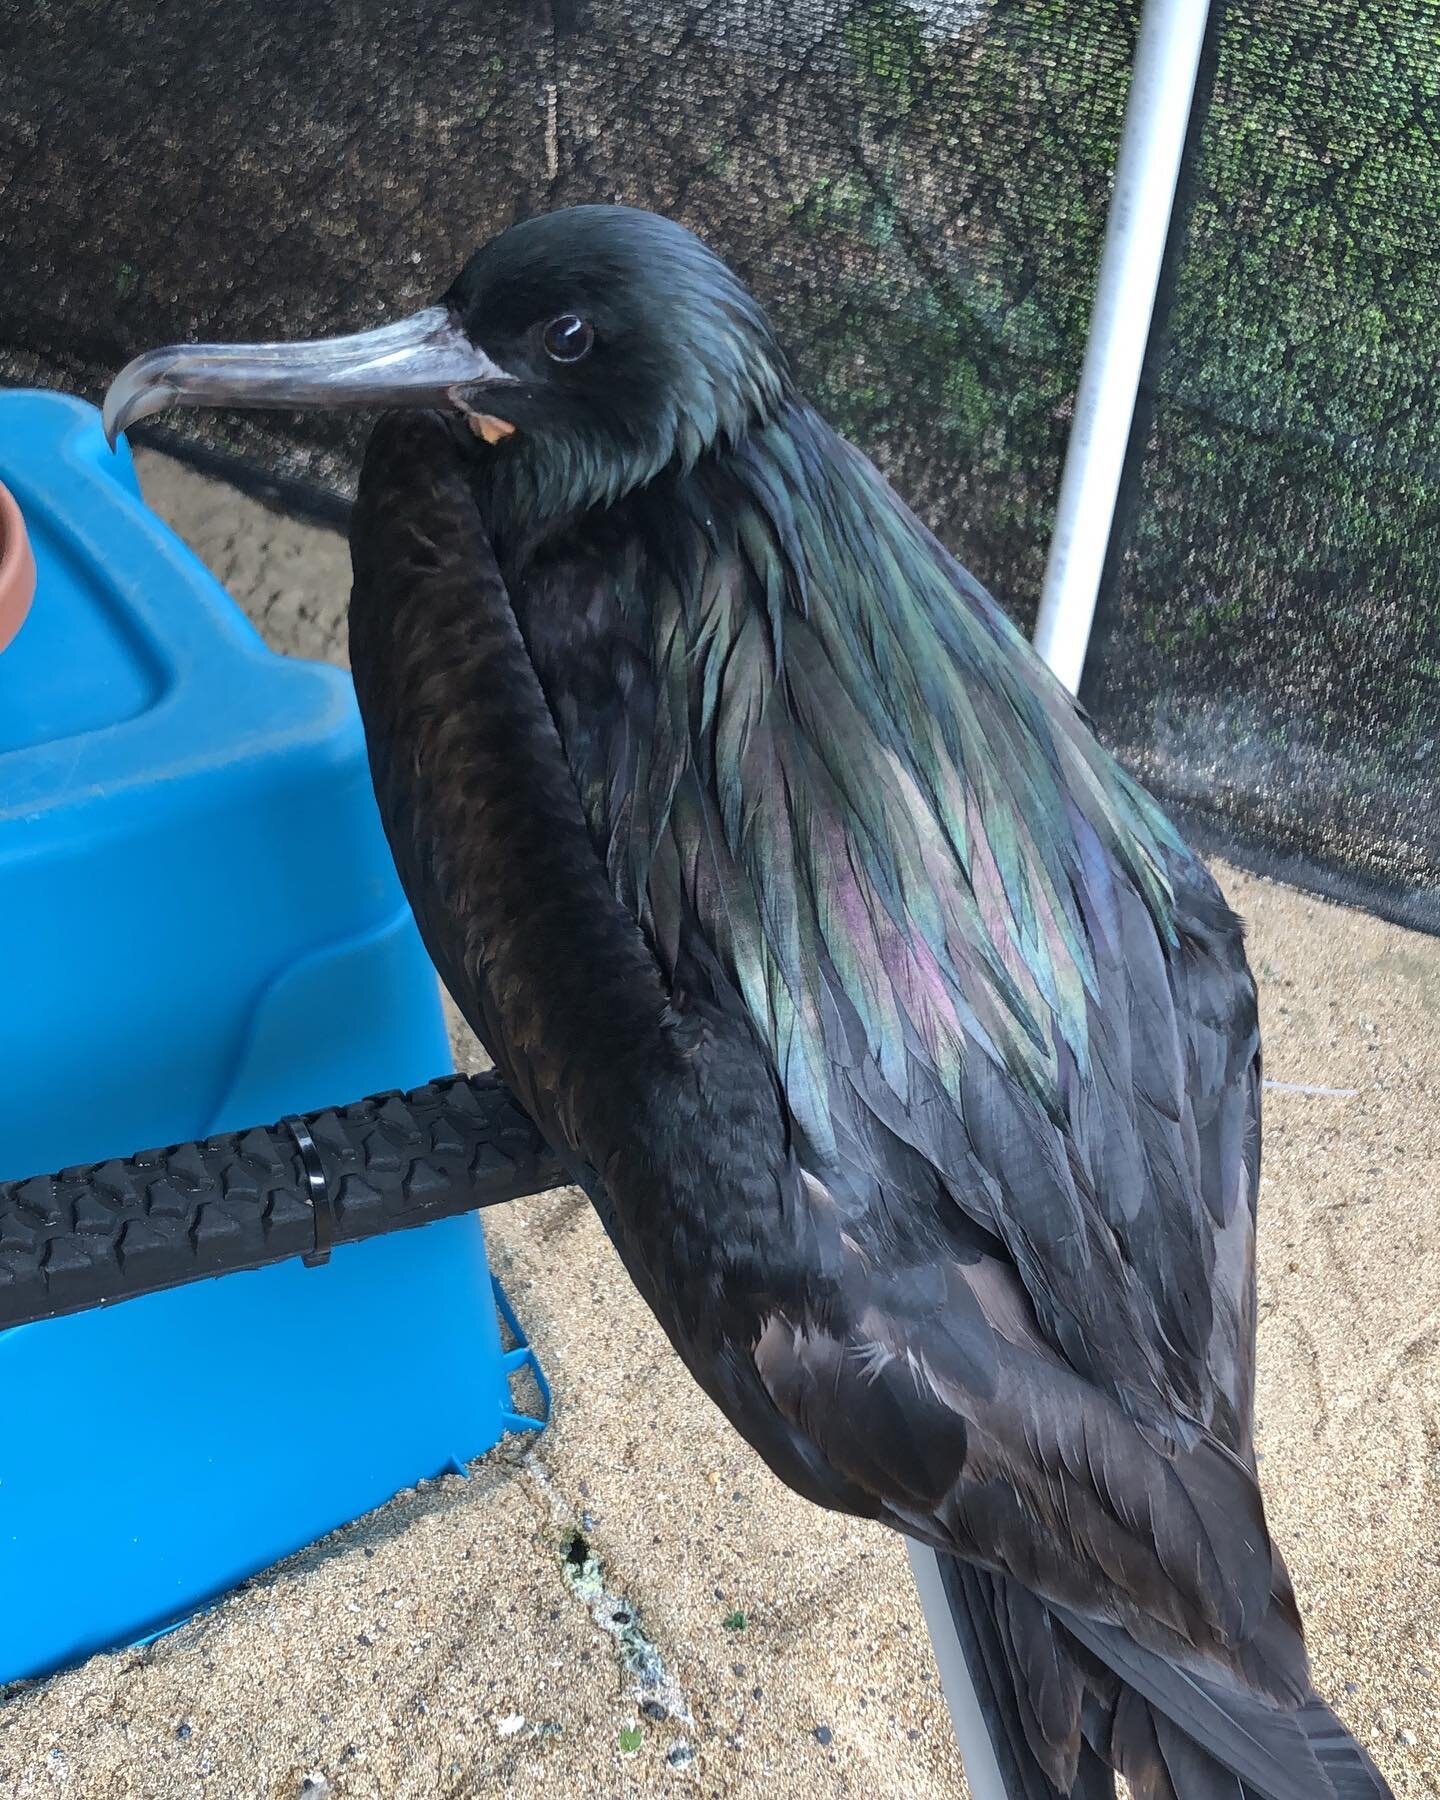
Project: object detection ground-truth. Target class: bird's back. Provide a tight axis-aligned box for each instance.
[508,400,1262,1452]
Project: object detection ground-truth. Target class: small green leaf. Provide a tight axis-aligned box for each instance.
[722,1609,747,1632]
[618,1725,643,1755]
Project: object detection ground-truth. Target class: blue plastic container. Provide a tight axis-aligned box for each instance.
[0,392,543,1685]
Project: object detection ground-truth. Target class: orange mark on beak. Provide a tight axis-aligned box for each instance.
[467,412,517,445]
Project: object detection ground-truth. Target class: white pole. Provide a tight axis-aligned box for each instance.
[905,1541,1010,1800]
[1032,0,1212,695]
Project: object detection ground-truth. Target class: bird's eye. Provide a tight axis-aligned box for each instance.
[541,314,595,363]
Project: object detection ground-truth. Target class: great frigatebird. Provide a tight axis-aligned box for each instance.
[105,205,1391,1800]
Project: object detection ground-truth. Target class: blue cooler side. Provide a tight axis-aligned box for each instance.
[0,394,539,1685]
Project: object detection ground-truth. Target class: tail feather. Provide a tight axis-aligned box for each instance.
[1146,1708,1247,1800]
[1296,1695,1394,1800]
[909,1543,1392,1800]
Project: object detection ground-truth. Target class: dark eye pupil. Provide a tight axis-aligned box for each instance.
[542,314,593,362]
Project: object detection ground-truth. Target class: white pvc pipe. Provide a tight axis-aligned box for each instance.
[905,1541,1009,1800]
[1032,0,1212,695]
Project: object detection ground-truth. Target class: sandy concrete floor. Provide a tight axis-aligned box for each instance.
[1,450,1435,1798]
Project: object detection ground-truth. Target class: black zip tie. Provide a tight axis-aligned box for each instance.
[284,1115,334,1268]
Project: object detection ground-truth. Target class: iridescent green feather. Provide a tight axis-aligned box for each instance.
[598,400,1188,1165]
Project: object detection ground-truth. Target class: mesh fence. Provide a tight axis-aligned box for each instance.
[2,0,1435,928]
[1086,2,1440,933]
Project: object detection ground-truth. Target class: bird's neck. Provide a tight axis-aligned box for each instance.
[350,436,804,1315]
[349,430,691,1156]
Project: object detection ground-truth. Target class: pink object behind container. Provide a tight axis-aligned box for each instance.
[0,479,35,652]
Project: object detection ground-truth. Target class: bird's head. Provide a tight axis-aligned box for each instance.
[104,205,792,514]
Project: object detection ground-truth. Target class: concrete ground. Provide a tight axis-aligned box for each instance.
[1,450,1435,1798]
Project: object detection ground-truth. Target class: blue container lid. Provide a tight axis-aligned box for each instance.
[0,391,351,831]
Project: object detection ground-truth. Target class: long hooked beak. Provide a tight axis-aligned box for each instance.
[102,306,516,449]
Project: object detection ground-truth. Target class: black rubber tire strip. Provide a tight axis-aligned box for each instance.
[0,1073,568,1330]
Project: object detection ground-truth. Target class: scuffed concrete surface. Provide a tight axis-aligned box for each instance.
[0,448,1434,1797]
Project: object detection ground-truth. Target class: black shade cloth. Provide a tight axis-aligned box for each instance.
[3,0,1434,928]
